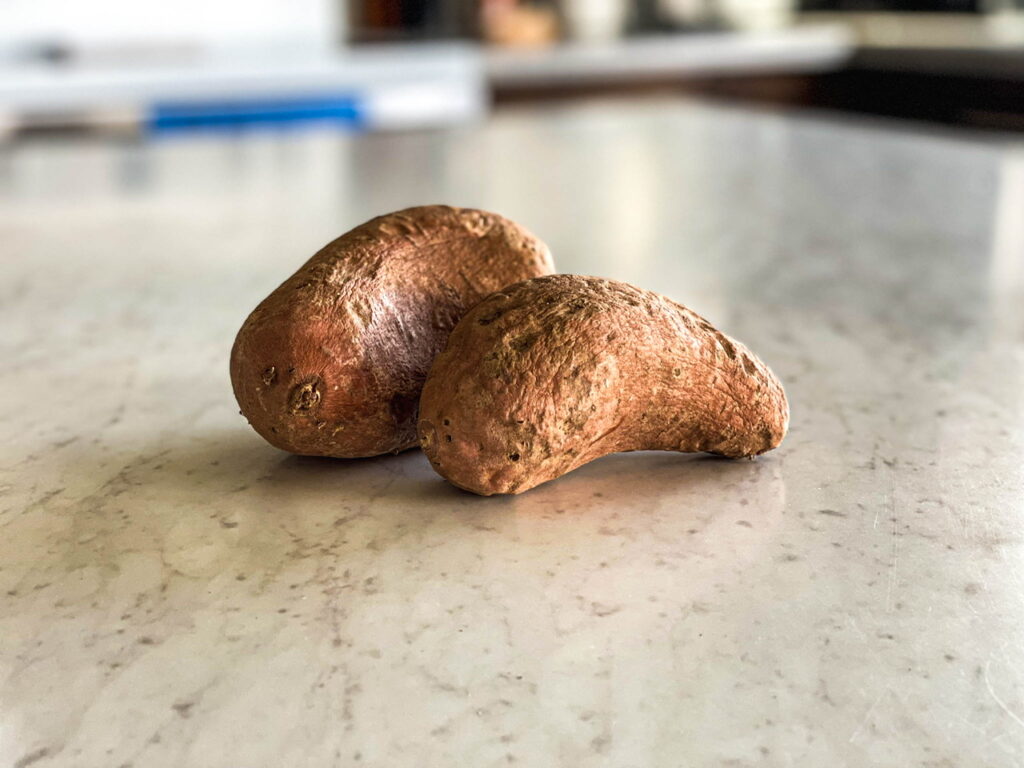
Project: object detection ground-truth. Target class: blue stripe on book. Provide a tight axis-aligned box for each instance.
[148,94,366,134]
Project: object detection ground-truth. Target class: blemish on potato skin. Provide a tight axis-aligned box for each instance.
[388,392,418,429]
[288,380,321,413]
[477,311,502,326]
[510,335,536,352]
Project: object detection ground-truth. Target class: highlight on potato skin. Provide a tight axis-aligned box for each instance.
[230,205,554,458]
[417,274,789,495]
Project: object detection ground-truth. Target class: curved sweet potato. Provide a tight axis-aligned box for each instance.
[418,275,788,495]
[231,206,554,457]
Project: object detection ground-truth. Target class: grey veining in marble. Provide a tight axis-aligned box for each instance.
[2,99,1024,767]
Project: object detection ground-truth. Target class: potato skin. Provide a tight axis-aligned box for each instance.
[230,206,554,457]
[417,275,788,495]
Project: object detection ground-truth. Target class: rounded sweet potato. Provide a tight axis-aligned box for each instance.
[231,206,554,457]
[417,275,788,495]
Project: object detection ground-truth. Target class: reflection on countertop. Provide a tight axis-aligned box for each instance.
[2,98,1024,767]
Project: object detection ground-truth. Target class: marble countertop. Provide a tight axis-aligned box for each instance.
[2,99,1024,767]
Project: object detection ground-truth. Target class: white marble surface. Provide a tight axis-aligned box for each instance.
[2,99,1024,767]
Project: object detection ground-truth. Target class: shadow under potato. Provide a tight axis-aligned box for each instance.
[36,427,789,567]
[7,428,788,608]
[50,423,783,519]
[246,438,783,522]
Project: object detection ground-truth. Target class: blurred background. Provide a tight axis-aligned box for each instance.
[1,0,1022,138]
[3,8,1024,763]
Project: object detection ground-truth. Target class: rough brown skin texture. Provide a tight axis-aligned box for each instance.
[231,206,554,457]
[417,275,789,495]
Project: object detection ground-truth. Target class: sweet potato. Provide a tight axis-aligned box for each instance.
[418,275,788,495]
[231,206,554,457]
